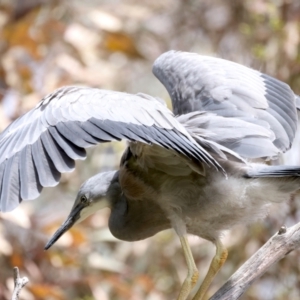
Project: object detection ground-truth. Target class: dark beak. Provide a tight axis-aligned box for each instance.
[44,203,85,250]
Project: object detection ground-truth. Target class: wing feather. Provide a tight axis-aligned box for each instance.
[41,131,75,173]
[0,87,221,211]
[266,105,294,142]
[79,120,112,142]
[153,50,298,157]
[89,118,124,141]
[1,154,21,211]
[0,161,6,210]
[20,145,42,200]
[48,127,87,160]
[32,139,61,187]
[55,122,96,147]
[178,111,280,161]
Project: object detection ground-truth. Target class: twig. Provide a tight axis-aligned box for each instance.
[11,267,29,300]
[210,222,300,300]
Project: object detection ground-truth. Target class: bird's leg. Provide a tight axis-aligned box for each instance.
[192,239,228,300]
[177,235,199,300]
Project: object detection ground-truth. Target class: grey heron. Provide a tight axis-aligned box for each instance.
[1,50,300,300]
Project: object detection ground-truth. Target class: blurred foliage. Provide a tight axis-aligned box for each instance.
[0,0,300,299]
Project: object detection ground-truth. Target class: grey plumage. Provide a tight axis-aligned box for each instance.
[0,87,223,211]
[178,111,279,159]
[2,50,300,300]
[246,165,300,178]
[153,51,297,153]
[295,95,300,109]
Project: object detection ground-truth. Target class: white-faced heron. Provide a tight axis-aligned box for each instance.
[1,50,300,300]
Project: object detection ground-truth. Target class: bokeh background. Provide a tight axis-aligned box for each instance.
[0,0,300,299]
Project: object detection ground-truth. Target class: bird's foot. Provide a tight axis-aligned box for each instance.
[176,236,199,300]
[191,240,228,300]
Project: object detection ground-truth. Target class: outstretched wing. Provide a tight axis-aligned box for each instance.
[153,51,298,158]
[0,86,222,212]
[177,111,279,160]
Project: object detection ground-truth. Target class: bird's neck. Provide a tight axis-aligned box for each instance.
[108,191,171,242]
[108,192,129,238]
[110,193,128,216]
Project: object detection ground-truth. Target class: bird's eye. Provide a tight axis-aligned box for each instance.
[81,195,88,204]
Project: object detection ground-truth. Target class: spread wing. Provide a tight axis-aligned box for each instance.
[0,86,222,212]
[153,50,298,159]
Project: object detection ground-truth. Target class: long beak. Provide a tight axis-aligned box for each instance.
[44,203,85,250]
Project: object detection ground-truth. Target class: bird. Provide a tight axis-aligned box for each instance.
[1,50,300,300]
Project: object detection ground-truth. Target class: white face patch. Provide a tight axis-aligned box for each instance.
[75,198,110,224]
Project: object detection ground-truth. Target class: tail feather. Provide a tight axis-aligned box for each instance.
[245,165,300,178]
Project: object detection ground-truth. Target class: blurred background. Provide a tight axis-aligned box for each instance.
[0,0,300,299]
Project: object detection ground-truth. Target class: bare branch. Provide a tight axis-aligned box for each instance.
[12,267,29,300]
[210,222,300,300]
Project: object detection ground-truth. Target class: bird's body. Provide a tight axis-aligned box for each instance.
[108,146,298,243]
[1,50,300,299]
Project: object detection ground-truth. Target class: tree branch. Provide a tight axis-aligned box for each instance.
[12,267,29,300]
[210,222,300,300]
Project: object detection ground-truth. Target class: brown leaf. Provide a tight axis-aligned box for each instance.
[135,274,154,293]
[3,8,44,59]
[69,227,87,247]
[10,252,24,268]
[28,283,64,300]
[3,6,65,59]
[106,274,132,298]
[102,31,144,58]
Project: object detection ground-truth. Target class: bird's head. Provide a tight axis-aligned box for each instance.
[44,171,119,250]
